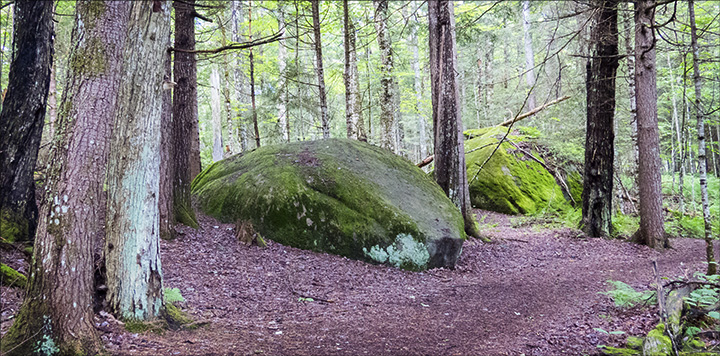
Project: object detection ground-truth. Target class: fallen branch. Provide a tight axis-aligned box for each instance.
[510,142,576,206]
[497,95,571,127]
[291,290,334,304]
[417,155,434,168]
[170,31,283,55]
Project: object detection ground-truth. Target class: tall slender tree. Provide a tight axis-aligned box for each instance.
[521,0,536,111]
[344,0,365,141]
[374,0,399,152]
[311,0,330,138]
[231,0,249,151]
[210,66,224,162]
[159,29,175,241]
[688,0,715,274]
[633,0,667,248]
[105,0,171,321]
[0,0,54,243]
[277,3,289,142]
[0,2,128,354]
[428,0,486,242]
[581,0,619,238]
[171,0,199,228]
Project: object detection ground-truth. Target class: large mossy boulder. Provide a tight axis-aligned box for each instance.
[191,138,465,271]
[464,126,574,215]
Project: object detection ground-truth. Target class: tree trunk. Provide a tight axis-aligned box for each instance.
[521,0,536,111]
[210,67,224,162]
[311,0,330,139]
[374,0,399,152]
[171,0,199,228]
[0,2,126,354]
[428,0,486,242]
[249,0,261,147]
[159,29,174,241]
[666,52,680,192]
[633,0,667,248]
[105,1,171,321]
[278,3,289,143]
[217,9,237,155]
[0,0,54,243]
[409,3,427,161]
[344,0,365,141]
[625,1,638,194]
[231,0,249,152]
[581,0,618,238]
[688,0,715,274]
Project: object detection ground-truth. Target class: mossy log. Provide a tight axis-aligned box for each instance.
[0,263,27,289]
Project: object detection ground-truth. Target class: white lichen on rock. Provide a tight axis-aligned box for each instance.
[363,234,430,269]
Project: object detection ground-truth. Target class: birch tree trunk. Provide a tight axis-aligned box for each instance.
[428,0,486,242]
[344,0,365,141]
[633,0,667,249]
[210,67,224,162]
[311,0,330,139]
[171,0,199,228]
[521,0,536,110]
[374,0,399,152]
[688,0,715,274]
[0,2,123,354]
[105,0,171,321]
[624,2,638,190]
[249,0,261,147]
[277,3,289,142]
[581,0,619,238]
[0,0,54,243]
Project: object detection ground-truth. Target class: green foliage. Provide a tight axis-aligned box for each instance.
[600,280,656,308]
[684,271,720,309]
[612,212,639,239]
[164,288,185,304]
[665,209,707,239]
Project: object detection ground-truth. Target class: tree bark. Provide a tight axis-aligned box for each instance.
[210,66,224,162]
[231,0,249,152]
[105,0,171,321]
[428,0,486,242]
[408,3,427,161]
[0,2,126,354]
[633,0,667,248]
[311,0,330,139]
[373,0,400,152]
[688,0,715,274]
[159,29,175,241]
[344,0,365,141]
[623,2,639,192]
[521,0,536,111]
[217,9,237,155]
[278,3,289,143]
[171,0,199,228]
[0,0,54,243]
[249,0,261,147]
[581,0,619,238]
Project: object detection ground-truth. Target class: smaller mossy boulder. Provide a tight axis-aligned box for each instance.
[642,324,673,356]
[1,263,27,289]
[191,139,465,271]
[464,126,573,215]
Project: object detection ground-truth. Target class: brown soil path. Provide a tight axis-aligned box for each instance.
[1,210,710,355]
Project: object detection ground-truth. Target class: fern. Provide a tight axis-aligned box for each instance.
[601,280,656,308]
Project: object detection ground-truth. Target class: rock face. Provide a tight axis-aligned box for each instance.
[191,138,465,271]
[464,126,574,215]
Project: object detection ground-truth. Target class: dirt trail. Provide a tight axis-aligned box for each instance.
[1,210,709,355]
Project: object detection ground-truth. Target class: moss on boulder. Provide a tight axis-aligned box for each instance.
[642,324,673,356]
[464,126,573,215]
[1,263,27,289]
[192,139,466,271]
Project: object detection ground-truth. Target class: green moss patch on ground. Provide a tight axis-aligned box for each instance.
[191,139,465,271]
[464,126,573,215]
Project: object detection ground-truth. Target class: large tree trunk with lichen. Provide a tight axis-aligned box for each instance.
[344,0,365,141]
[428,0,485,242]
[171,0,199,228]
[0,2,126,355]
[105,1,170,321]
[373,0,399,152]
[311,0,330,139]
[0,0,54,244]
[633,0,666,249]
[688,0,715,274]
[581,0,618,238]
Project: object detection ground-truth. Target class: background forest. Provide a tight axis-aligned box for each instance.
[3,0,714,234]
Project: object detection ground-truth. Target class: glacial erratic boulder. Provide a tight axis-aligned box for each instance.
[191,138,465,271]
[464,126,576,215]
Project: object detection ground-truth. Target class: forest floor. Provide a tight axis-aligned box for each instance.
[1,209,714,355]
